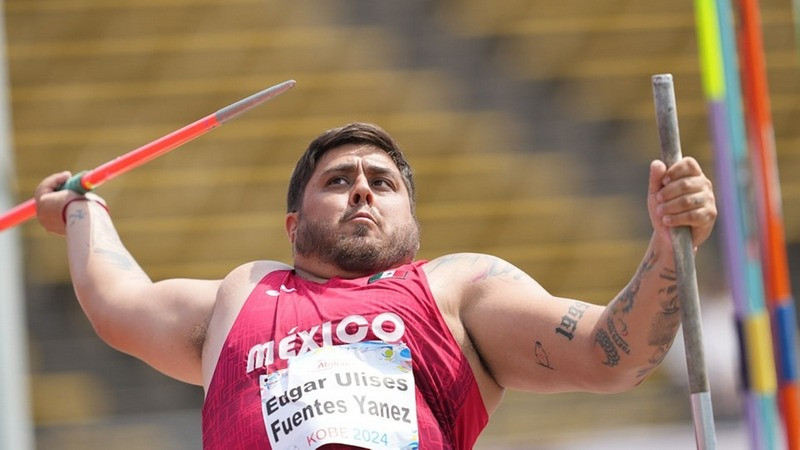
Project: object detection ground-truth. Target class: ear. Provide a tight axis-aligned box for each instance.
[285,212,298,245]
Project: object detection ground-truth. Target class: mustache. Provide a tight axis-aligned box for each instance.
[340,208,379,224]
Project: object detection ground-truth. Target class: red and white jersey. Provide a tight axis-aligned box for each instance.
[202,261,488,449]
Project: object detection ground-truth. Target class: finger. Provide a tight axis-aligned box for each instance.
[660,207,716,229]
[43,171,71,192]
[34,171,71,199]
[657,191,712,217]
[649,159,667,194]
[657,175,712,203]
[663,156,703,182]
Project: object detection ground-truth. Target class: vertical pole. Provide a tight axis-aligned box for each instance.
[694,0,783,446]
[738,0,800,446]
[715,0,783,447]
[652,73,717,450]
[0,1,35,448]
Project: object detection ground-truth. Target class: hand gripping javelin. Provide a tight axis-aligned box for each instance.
[0,79,296,232]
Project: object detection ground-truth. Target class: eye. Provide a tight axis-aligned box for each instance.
[371,178,394,190]
[327,176,348,186]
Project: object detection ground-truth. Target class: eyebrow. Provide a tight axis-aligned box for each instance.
[319,161,398,179]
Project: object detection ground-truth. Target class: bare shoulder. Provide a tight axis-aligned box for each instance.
[422,252,550,334]
[202,260,292,389]
[424,252,543,294]
[218,260,294,296]
[212,260,294,323]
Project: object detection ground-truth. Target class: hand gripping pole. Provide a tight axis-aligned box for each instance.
[652,73,717,450]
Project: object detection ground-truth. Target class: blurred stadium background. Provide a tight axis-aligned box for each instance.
[1,0,799,448]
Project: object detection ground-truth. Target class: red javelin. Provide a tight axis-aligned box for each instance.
[0,79,296,232]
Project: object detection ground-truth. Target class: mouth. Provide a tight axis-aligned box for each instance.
[343,211,378,225]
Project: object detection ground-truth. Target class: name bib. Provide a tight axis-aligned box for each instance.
[260,341,419,449]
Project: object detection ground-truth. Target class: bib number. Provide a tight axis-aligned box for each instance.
[260,341,419,449]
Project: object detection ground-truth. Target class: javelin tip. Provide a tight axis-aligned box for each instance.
[215,79,296,123]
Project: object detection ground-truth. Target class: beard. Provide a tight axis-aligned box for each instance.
[293,212,420,275]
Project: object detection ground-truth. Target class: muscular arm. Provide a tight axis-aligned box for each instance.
[36,173,220,385]
[427,157,716,396]
[428,241,678,395]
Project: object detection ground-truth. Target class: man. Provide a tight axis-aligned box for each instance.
[34,122,717,449]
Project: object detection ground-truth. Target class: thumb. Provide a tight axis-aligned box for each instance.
[649,159,667,195]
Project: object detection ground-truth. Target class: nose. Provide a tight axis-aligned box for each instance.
[349,175,374,206]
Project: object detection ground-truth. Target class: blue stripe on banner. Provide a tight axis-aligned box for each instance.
[775,301,800,381]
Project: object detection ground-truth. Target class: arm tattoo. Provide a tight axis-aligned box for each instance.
[636,267,681,379]
[595,252,680,373]
[66,209,86,227]
[596,310,632,368]
[618,250,659,314]
[606,315,630,355]
[595,329,620,367]
[91,214,149,277]
[424,254,460,273]
[93,247,141,271]
[427,254,527,283]
[555,301,590,340]
[534,341,556,370]
[470,256,527,283]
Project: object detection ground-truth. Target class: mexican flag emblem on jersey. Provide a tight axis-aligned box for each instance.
[368,269,410,284]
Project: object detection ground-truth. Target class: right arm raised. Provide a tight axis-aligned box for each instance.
[35,172,220,385]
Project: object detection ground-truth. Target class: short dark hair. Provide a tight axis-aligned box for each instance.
[287,122,415,213]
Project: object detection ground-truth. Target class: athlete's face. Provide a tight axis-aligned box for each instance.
[286,144,420,276]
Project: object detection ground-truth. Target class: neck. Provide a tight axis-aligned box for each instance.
[292,257,411,283]
[292,260,369,283]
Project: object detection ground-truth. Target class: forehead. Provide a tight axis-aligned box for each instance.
[314,144,399,174]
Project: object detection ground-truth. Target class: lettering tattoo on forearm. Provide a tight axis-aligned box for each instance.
[534,341,556,370]
[595,329,620,367]
[606,316,630,355]
[595,309,631,368]
[555,301,590,340]
[594,251,663,368]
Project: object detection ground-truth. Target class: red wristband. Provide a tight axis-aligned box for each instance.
[61,197,110,224]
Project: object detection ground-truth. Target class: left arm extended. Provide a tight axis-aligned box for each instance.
[431,157,716,395]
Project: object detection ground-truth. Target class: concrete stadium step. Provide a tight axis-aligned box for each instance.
[29,371,110,425]
[511,60,796,118]
[12,108,527,194]
[6,0,344,36]
[437,0,789,41]
[10,70,465,142]
[11,70,464,120]
[436,0,694,36]
[7,26,407,84]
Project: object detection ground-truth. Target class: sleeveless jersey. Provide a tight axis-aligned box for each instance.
[201,261,488,449]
